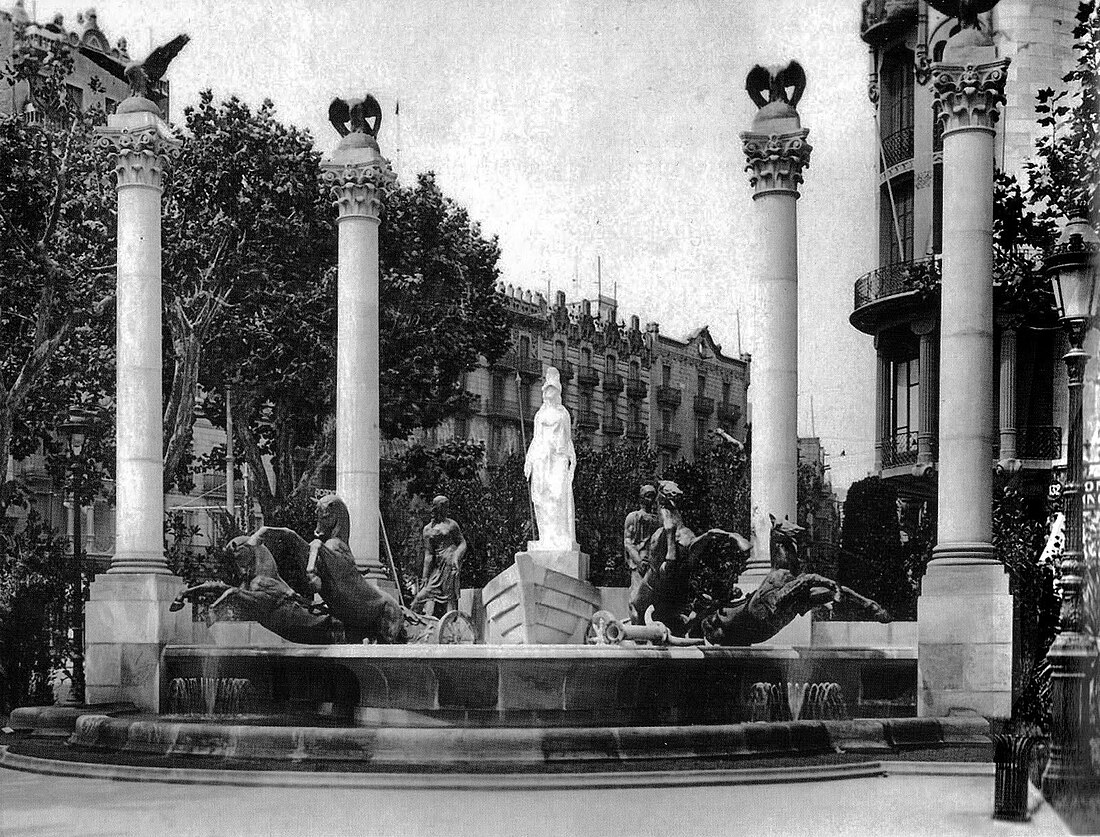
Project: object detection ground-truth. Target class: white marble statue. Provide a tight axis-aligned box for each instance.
[524,365,577,551]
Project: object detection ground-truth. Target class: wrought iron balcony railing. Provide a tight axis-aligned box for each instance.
[1017,425,1062,460]
[853,256,940,311]
[626,377,647,400]
[625,422,648,441]
[485,398,521,420]
[603,417,625,437]
[881,430,919,469]
[553,360,574,381]
[492,351,517,372]
[576,409,599,430]
[655,429,682,449]
[517,354,543,379]
[880,125,914,171]
[717,402,741,424]
[576,365,600,388]
[603,372,624,393]
[656,385,682,408]
[693,395,715,416]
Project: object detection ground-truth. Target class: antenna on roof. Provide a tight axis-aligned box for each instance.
[393,99,402,178]
[810,395,816,437]
[596,255,602,305]
[736,309,743,356]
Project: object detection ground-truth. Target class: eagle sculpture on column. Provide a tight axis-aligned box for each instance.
[745,61,807,110]
[124,34,190,101]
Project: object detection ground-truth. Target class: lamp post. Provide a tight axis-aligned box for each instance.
[1042,213,1099,797]
[58,406,93,704]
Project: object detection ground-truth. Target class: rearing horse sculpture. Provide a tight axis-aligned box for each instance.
[702,517,891,646]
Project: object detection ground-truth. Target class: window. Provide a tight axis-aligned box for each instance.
[880,47,914,142]
[880,175,914,266]
[454,415,468,439]
[66,84,84,112]
[697,373,706,395]
[662,409,672,432]
[492,373,506,403]
[662,364,671,387]
[519,334,531,357]
[581,347,592,369]
[554,340,566,365]
[891,356,920,444]
[580,391,592,413]
[605,354,616,375]
[722,382,731,404]
[629,360,640,381]
[629,402,641,425]
[606,395,618,422]
[696,416,708,442]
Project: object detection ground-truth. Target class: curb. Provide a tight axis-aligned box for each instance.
[0,746,890,789]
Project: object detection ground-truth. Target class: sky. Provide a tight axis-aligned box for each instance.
[34,0,880,495]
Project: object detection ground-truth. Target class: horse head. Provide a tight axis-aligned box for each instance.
[769,515,806,572]
[315,494,352,544]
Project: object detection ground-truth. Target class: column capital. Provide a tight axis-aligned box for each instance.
[740,129,812,198]
[932,58,1010,136]
[97,111,180,190]
[321,145,395,221]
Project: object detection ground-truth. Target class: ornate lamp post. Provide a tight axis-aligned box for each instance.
[1043,213,1099,796]
[58,406,94,704]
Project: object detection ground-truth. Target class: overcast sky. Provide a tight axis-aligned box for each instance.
[35,0,880,495]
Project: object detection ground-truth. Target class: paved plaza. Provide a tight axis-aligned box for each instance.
[0,752,1068,837]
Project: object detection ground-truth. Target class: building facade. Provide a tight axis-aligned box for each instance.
[852,0,1079,502]
[433,284,750,472]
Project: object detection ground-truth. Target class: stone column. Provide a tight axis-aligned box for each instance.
[913,318,938,472]
[320,100,395,584]
[874,339,888,471]
[85,99,190,711]
[918,29,1013,718]
[997,317,1019,465]
[740,65,812,592]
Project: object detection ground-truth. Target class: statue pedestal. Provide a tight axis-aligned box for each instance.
[84,574,193,711]
[523,541,589,582]
[482,553,601,644]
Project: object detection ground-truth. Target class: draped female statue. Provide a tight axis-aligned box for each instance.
[524,365,577,550]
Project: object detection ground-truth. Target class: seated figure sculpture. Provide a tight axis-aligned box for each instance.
[630,480,750,635]
[701,517,891,646]
[170,534,343,645]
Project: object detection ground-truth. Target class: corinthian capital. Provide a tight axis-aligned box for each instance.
[932,58,1010,135]
[740,129,812,197]
[97,115,180,190]
[320,155,396,221]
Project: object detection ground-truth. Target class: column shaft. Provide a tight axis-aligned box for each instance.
[747,192,799,576]
[998,324,1017,461]
[336,213,381,567]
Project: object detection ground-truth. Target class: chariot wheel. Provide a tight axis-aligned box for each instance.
[585,609,620,645]
[433,610,477,644]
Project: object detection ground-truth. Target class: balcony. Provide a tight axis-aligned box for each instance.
[576,409,599,430]
[1017,425,1062,461]
[517,354,543,379]
[485,398,521,421]
[880,125,914,172]
[655,429,682,450]
[625,422,648,442]
[861,0,917,44]
[492,351,517,372]
[576,365,600,388]
[656,385,682,409]
[881,430,919,469]
[459,393,483,414]
[693,395,715,416]
[717,402,741,424]
[626,377,647,400]
[850,257,940,333]
[603,372,624,394]
[553,359,574,381]
[603,417,625,437]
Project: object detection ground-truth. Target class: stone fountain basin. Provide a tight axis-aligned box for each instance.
[161,642,916,728]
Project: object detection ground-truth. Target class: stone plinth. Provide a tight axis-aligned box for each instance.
[523,541,589,581]
[84,574,192,711]
[482,553,601,645]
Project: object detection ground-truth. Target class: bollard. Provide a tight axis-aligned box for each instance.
[991,733,1043,821]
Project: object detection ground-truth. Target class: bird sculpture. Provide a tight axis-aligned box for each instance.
[745,61,807,111]
[124,33,190,102]
[328,95,383,138]
[926,0,1000,29]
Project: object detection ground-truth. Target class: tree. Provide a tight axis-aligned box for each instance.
[0,36,115,514]
[198,171,510,525]
[837,476,913,619]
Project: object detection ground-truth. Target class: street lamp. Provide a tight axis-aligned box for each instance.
[1042,213,1099,797]
[58,406,94,705]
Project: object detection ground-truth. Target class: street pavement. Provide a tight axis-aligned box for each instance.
[0,757,1069,837]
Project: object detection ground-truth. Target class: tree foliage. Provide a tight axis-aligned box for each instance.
[837,476,914,619]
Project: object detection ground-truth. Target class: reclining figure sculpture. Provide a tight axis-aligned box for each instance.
[172,494,406,645]
[701,517,891,646]
[629,480,750,635]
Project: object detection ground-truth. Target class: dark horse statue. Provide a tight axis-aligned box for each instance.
[170,534,342,645]
[701,517,891,646]
[629,480,750,635]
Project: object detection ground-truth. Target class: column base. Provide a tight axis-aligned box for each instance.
[84,573,192,712]
[918,547,1012,718]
